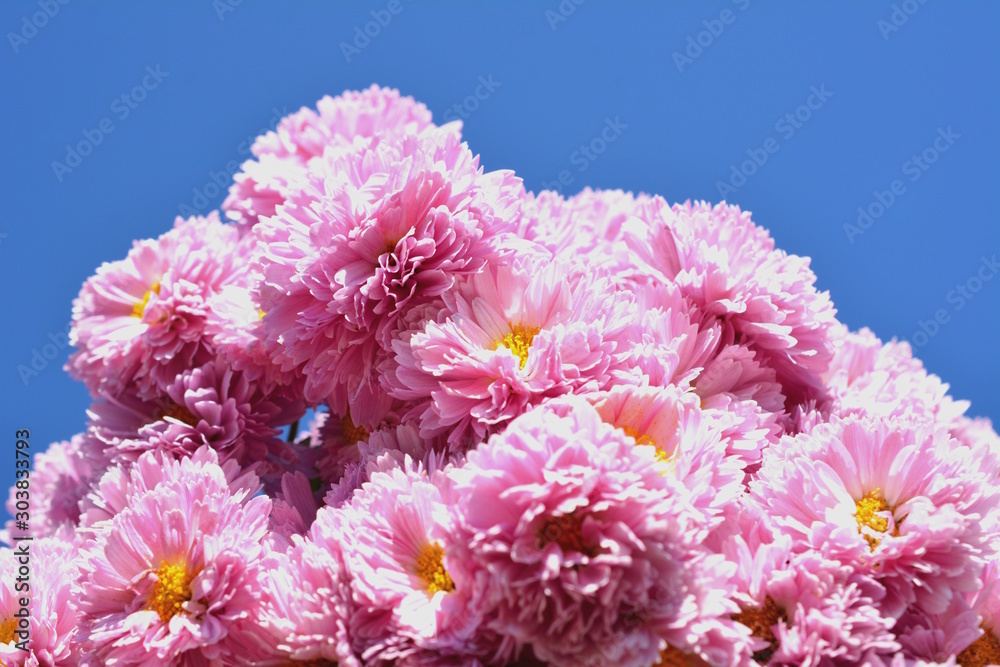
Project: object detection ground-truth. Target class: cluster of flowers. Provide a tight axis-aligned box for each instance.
[5,85,1000,667]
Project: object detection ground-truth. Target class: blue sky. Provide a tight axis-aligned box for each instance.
[1,1,998,520]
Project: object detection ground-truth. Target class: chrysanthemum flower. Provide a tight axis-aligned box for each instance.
[519,188,652,274]
[893,596,983,665]
[322,423,449,510]
[327,458,497,665]
[590,384,747,543]
[3,434,94,542]
[726,534,899,665]
[622,198,836,406]
[68,213,252,400]
[224,85,434,229]
[304,404,420,485]
[821,325,969,428]
[76,448,271,665]
[254,534,360,666]
[0,536,82,667]
[620,280,784,467]
[943,561,1000,666]
[85,360,303,472]
[385,257,636,450]
[254,123,524,425]
[204,281,305,397]
[617,282,721,390]
[77,446,261,538]
[749,416,1000,620]
[446,396,748,667]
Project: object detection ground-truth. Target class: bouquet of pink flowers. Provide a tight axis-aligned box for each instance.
[5,85,999,667]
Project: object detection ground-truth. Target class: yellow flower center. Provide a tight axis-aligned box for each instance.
[855,489,891,549]
[148,561,193,623]
[537,511,596,557]
[494,324,539,369]
[732,596,787,664]
[414,542,454,595]
[958,625,1000,667]
[132,281,161,318]
[341,413,368,446]
[0,616,18,644]
[622,426,676,474]
[621,425,654,447]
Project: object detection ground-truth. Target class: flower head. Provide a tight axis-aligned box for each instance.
[76,449,271,665]
[225,85,434,229]
[4,435,95,542]
[727,535,899,665]
[254,123,524,425]
[68,213,252,400]
[325,458,496,664]
[85,360,304,473]
[622,199,836,406]
[0,536,82,667]
[749,415,1000,619]
[385,256,635,450]
[446,396,748,667]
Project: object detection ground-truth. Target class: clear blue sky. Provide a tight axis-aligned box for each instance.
[2,1,998,521]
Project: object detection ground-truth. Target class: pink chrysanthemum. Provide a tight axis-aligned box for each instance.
[77,446,261,539]
[385,257,636,450]
[85,360,303,472]
[821,325,969,428]
[68,213,252,400]
[322,423,448,510]
[622,198,836,406]
[892,595,984,665]
[519,188,652,275]
[0,536,82,667]
[618,281,721,389]
[446,396,749,667]
[76,448,271,665]
[326,458,497,665]
[304,405,418,485]
[749,415,1000,620]
[590,384,747,544]
[4,434,94,542]
[224,85,434,229]
[726,534,899,665]
[254,123,524,425]
[204,281,305,397]
[254,534,359,666]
